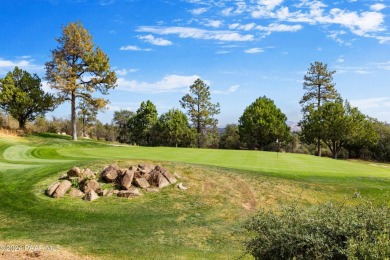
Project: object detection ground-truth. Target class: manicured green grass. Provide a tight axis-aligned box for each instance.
[0,133,389,259]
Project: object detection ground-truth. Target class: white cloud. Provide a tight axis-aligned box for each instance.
[137,26,254,42]
[215,50,231,54]
[244,48,264,54]
[336,56,345,63]
[375,36,390,44]
[185,0,388,43]
[375,61,390,70]
[16,55,31,59]
[203,19,223,28]
[229,23,256,31]
[0,59,30,67]
[328,9,385,36]
[213,84,240,94]
[258,0,284,10]
[327,30,351,45]
[0,58,43,75]
[190,7,208,15]
[256,23,303,34]
[370,3,386,12]
[41,81,59,94]
[116,74,202,93]
[115,68,138,76]
[350,97,390,110]
[221,7,234,16]
[355,70,371,74]
[138,35,173,46]
[119,45,152,51]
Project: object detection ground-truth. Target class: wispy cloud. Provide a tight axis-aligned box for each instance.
[245,47,264,54]
[256,23,303,35]
[350,97,390,110]
[215,50,231,54]
[203,19,223,28]
[190,7,208,15]
[336,56,345,63]
[115,68,138,76]
[116,74,201,93]
[119,45,152,51]
[229,23,256,31]
[0,57,43,75]
[138,35,173,46]
[99,0,115,6]
[370,3,386,12]
[213,84,239,94]
[185,0,388,44]
[137,26,254,42]
[375,61,390,70]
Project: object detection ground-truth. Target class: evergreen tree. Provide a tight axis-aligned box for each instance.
[219,124,241,149]
[128,100,157,146]
[112,109,135,143]
[77,99,99,137]
[0,67,55,129]
[153,108,195,147]
[299,62,339,156]
[45,21,116,140]
[300,100,377,159]
[180,78,220,148]
[239,96,290,151]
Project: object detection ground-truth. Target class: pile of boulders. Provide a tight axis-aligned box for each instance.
[46,164,187,201]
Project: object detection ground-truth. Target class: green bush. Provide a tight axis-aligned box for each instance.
[244,197,389,260]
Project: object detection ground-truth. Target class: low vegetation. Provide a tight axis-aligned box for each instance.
[244,197,390,259]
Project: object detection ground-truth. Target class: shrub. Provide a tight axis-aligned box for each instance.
[244,197,389,259]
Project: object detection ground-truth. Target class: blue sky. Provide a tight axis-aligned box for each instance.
[1,0,390,126]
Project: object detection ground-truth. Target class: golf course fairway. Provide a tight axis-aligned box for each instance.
[0,133,389,259]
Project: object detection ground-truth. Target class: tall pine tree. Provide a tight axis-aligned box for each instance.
[45,21,116,140]
[299,62,339,156]
[180,79,220,148]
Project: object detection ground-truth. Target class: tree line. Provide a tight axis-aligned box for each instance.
[1,21,390,162]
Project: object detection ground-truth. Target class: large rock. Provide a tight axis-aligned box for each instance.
[117,188,140,198]
[121,170,134,190]
[138,164,154,174]
[155,165,166,173]
[101,164,119,183]
[84,190,99,201]
[157,172,170,188]
[134,171,143,179]
[97,189,108,196]
[143,173,152,182]
[46,182,60,197]
[69,188,85,198]
[52,180,72,198]
[82,180,100,193]
[67,166,82,178]
[81,168,95,179]
[146,187,160,193]
[134,177,150,189]
[161,171,177,184]
[129,166,138,171]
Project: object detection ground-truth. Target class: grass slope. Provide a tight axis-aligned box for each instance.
[0,133,389,259]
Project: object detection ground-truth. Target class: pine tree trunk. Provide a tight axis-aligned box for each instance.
[317,140,321,157]
[18,118,26,129]
[71,92,77,141]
